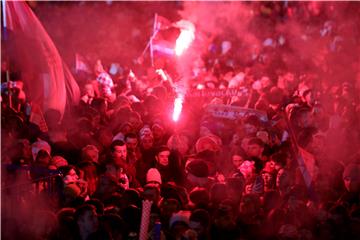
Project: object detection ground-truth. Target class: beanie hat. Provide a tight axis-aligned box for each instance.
[189,187,209,205]
[186,159,209,178]
[169,210,191,229]
[112,132,125,142]
[139,125,153,140]
[31,139,51,161]
[146,168,162,185]
[167,134,189,155]
[81,145,99,162]
[50,156,68,169]
[195,136,220,153]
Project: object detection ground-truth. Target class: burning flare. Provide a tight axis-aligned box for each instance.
[174,20,195,56]
[172,97,183,122]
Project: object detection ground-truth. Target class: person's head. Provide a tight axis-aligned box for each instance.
[140,135,154,150]
[261,170,275,190]
[125,133,138,152]
[62,165,80,184]
[186,159,209,185]
[160,198,181,220]
[142,184,161,205]
[303,89,315,107]
[189,187,210,208]
[231,148,246,169]
[83,83,95,98]
[91,97,108,115]
[246,137,264,158]
[270,152,288,171]
[74,204,99,236]
[111,140,127,167]
[152,123,165,142]
[189,209,210,237]
[243,115,261,135]
[238,160,255,182]
[140,126,154,150]
[276,168,293,194]
[81,145,99,164]
[343,163,360,193]
[241,136,253,153]
[214,200,237,229]
[155,146,171,167]
[169,211,191,238]
[35,149,51,167]
[239,193,261,216]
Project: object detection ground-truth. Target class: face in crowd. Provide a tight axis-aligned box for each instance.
[112,143,127,167]
[126,136,138,152]
[156,150,171,167]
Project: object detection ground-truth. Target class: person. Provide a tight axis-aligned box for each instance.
[337,163,360,209]
[94,60,115,101]
[189,209,211,240]
[74,204,99,240]
[228,148,247,177]
[246,137,267,173]
[105,140,137,189]
[124,132,141,165]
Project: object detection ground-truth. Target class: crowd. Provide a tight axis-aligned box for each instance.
[2,2,360,240]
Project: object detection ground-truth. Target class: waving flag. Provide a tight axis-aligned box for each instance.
[155,15,172,31]
[4,1,80,117]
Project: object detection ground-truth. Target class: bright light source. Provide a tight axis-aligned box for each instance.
[156,69,167,81]
[172,97,183,122]
[175,29,195,56]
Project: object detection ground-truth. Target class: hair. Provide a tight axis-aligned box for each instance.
[190,209,210,227]
[230,147,247,159]
[156,145,170,156]
[248,137,265,147]
[74,204,96,223]
[125,132,138,141]
[110,140,126,152]
[85,199,104,215]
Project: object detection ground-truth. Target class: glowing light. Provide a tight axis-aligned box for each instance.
[172,97,183,122]
[129,70,135,78]
[156,69,167,81]
[175,29,195,56]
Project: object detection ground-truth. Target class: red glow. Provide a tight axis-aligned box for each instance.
[172,97,183,122]
[175,29,195,56]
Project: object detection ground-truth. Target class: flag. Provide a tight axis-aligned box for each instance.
[298,147,318,188]
[4,1,80,117]
[151,14,178,57]
[75,53,91,73]
[152,39,175,56]
[155,15,172,31]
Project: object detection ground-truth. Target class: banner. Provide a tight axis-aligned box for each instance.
[4,1,80,117]
[186,87,249,98]
[297,147,318,188]
[206,104,268,122]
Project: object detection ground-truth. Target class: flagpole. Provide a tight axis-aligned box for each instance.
[2,0,13,109]
[282,109,318,203]
[149,13,157,67]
